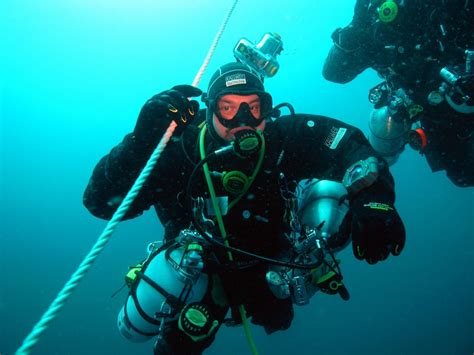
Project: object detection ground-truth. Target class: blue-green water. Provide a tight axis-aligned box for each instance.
[1,1,473,354]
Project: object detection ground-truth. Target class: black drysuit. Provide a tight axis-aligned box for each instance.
[323,0,474,186]
[84,109,395,354]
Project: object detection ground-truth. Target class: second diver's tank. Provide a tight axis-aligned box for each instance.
[368,106,411,165]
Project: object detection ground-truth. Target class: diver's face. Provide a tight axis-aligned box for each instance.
[212,94,265,142]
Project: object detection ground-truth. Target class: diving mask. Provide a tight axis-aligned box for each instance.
[213,93,273,129]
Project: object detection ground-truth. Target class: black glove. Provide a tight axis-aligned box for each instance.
[344,186,406,264]
[133,85,202,145]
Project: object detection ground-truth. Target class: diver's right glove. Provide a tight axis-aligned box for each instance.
[133,85,202,147]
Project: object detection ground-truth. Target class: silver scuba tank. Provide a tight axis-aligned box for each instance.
[368,104,411,165]
[117,242,208,342]
[296,179,349,239]
[266,180,349,305]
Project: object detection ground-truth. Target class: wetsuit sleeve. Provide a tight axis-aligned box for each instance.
[322,0,375,84]
[279,114,395,201]
[83,100,181,220]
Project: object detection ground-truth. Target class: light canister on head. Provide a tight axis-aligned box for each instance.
[233,33,283,77]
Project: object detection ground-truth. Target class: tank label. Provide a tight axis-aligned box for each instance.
[324,127,347,149]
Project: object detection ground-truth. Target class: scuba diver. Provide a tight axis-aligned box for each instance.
[323,0,474,187]
[83,61,406,354]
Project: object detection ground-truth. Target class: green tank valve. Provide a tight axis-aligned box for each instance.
[186,243,203,253]
[378,1,398,23]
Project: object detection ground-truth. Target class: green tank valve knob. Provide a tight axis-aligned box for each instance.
[378,1,398,23]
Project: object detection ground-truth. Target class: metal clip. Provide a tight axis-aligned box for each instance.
[192,197,215,230]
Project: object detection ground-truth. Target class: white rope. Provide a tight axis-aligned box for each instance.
[15,0,239,353]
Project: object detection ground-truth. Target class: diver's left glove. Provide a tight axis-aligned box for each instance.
[345,184,406,264]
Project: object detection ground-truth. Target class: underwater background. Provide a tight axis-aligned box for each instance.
[1,0,473,354]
